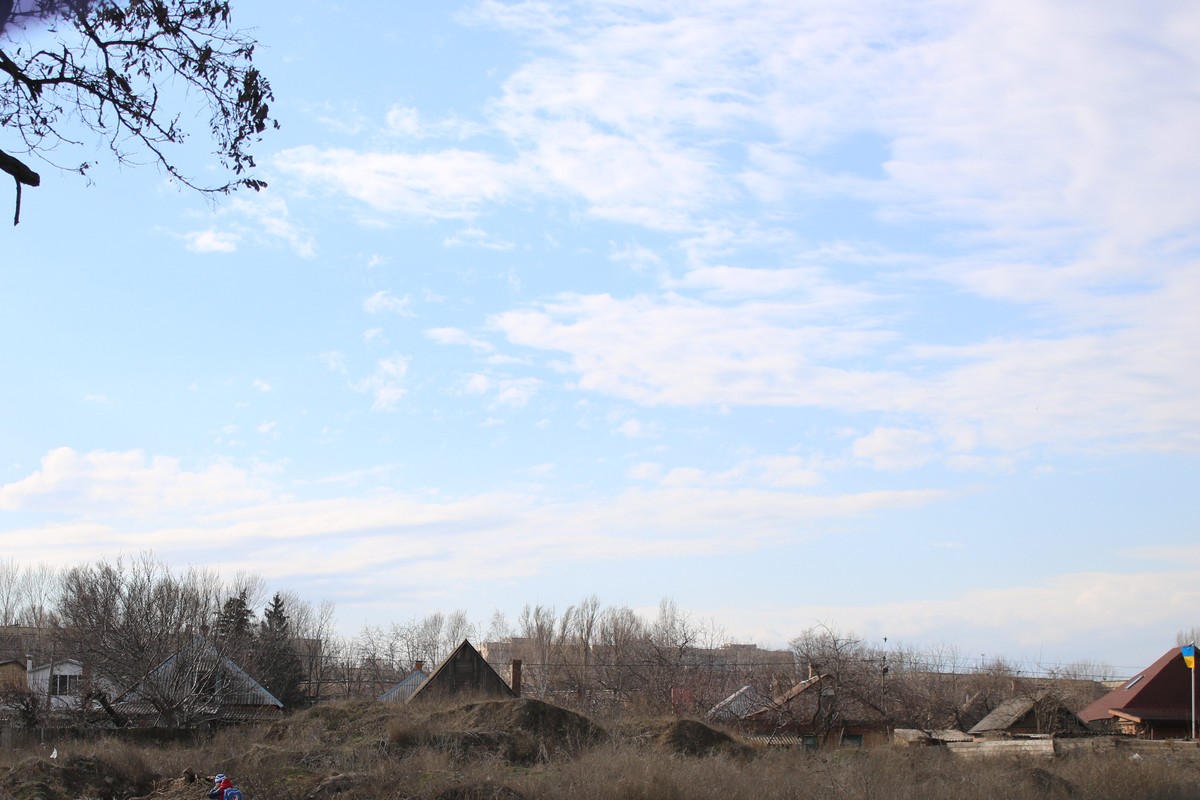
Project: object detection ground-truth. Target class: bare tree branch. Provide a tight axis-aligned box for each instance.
[1,0,276,224]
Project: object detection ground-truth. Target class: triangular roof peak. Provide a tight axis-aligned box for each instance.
[1079,646,1193,724]
[407,639,515,703]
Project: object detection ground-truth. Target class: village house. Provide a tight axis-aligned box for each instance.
[709,672,890,749]
[112,635,283,727]
[967,692,1090,737]
[26,659,89,711]
[1079,646,1198,739]
[408,640,516,703]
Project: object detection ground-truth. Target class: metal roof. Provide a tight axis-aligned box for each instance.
[114,635,283,710]
[1079,646,1195,724]
[379,669,429,703]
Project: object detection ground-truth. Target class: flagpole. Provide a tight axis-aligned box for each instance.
[1183,643,1197,740]
[1189,642,1196,741]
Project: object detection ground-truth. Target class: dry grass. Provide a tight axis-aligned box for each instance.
[3,700,1200,800]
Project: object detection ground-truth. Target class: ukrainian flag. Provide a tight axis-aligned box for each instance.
[1184,644,1196,669]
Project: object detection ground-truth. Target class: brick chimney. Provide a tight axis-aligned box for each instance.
[414,660,425,673]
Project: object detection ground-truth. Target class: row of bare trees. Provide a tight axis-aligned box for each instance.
[0,559,57,627]
[786,624,1115,733]
[2,554,340,728]
[2,555,1126,730]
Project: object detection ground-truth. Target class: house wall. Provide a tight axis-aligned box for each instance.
[27,661,85,710]
[412,644,514,702]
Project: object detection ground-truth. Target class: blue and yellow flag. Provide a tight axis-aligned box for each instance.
[1183,644,1196,670]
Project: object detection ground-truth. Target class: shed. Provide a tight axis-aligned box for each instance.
[27,659,86,710]
[707,685,774,722]
[407,640,515,703]
[968,693,1089,736]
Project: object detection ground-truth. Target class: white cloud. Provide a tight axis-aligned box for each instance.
[615,419,656,439]
[184,229,239,253]
[749,455,823,488]
[226,196,317,258]
[363,290,413,316]
[425,327,495,353]
[353,355,410,410]
[610,243,663,271]
[490,291,897,409]
[384,104,484,139]
[464,374,491,395]
[253,379,272,393]
[852,427,934,472]
[628,462,662,481]
[0,448,270,517]
[275,146,524,219]
[385,105,422,137]
[492,378,540,408]
[0,446,944,589]
[489,279,1200,457]
[319,351,348,374]
[443,225,515,250]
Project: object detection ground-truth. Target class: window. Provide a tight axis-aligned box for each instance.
[51,674,80,696]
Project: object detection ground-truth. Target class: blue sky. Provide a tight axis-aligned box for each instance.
[2,0,1198,674]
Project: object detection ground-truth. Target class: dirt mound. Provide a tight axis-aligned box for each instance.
[149,773,211,800]
[650,719,752,758]
[425,698,607,765]
[266,700,400,746]
[434,784,525,800]
[1,754,158,800]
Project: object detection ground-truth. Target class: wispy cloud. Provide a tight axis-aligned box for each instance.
[0,448,270,518]
[183,229,239,253]
[363,290,414,316]
[275,146,525,220]
[353,354,410,410]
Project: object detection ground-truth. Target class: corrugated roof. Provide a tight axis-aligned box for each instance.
[115,700,282,723]
[707,685,777,720]
[115,635,283,712]
[379,669,428,703]
[969,696,1038,733]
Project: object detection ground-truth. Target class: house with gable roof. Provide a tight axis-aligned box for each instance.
[708,672,889,749]
[112,634,283,727]
[407,640,516,703]
[1079,646,1197,739]
[967,691,1089,737]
